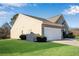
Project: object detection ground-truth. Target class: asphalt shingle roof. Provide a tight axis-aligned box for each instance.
[16,14,63,28]
[48,15,62,23]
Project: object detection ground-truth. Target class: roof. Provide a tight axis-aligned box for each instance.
[48,15,62,23]
[43,22,63,27]
[22,14,47,21]
[15,14,63,28]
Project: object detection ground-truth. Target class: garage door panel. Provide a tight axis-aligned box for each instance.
[44,27,62,41]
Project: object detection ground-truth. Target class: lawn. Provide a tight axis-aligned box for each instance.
[75,35,79,41]
[0,39,79,56]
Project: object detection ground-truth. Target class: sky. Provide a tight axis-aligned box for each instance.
[0,3,79,28]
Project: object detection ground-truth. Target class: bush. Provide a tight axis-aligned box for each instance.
[63,32,75,38]
[35,34,47,42]
[36,37,47,42]
[42,37,47,42]
[67,32,75,38]
[19,34,26,40]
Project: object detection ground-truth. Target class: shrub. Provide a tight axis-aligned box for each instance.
[35,34,47,42]
[36,37,42,42]
[63,32,75,38]
[36,37,47,42]
[67,32,75,38]
[42,37,47,42]
[19,34,26,40]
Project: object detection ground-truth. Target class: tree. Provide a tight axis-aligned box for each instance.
[0,28,5,38]
[0,23,11,39]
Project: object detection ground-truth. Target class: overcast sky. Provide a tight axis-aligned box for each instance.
[0,3,79,28]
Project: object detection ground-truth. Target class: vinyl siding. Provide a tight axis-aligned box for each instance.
[11,14,43,39]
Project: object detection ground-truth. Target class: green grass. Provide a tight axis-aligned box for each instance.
[75,35,79,41]
[0,39,79,56]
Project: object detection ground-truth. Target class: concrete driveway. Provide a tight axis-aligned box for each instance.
[53,39,79,47]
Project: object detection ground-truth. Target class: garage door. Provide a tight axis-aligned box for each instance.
[44,27,62,41]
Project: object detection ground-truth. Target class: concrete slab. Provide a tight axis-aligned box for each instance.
[53,39,79,47]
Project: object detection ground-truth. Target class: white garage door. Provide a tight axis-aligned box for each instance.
[44,27,62,41]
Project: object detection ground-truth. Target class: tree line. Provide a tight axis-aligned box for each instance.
[0,14,18,39]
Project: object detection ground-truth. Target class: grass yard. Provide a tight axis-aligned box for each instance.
[75,35,79,41]
[0,39,79,56]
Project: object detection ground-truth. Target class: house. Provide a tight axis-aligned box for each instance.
[11,14,69,41]
[48,15,69,34]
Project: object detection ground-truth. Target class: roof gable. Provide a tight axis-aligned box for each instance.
[12,13,63,28]
[48,15,63,23]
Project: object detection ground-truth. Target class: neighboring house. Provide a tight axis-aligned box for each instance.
[11,14,69,41]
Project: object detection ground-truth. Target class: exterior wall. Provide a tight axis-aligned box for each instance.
[56,16,69,34]
[11,14,43,39]
[44,27,62,41]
